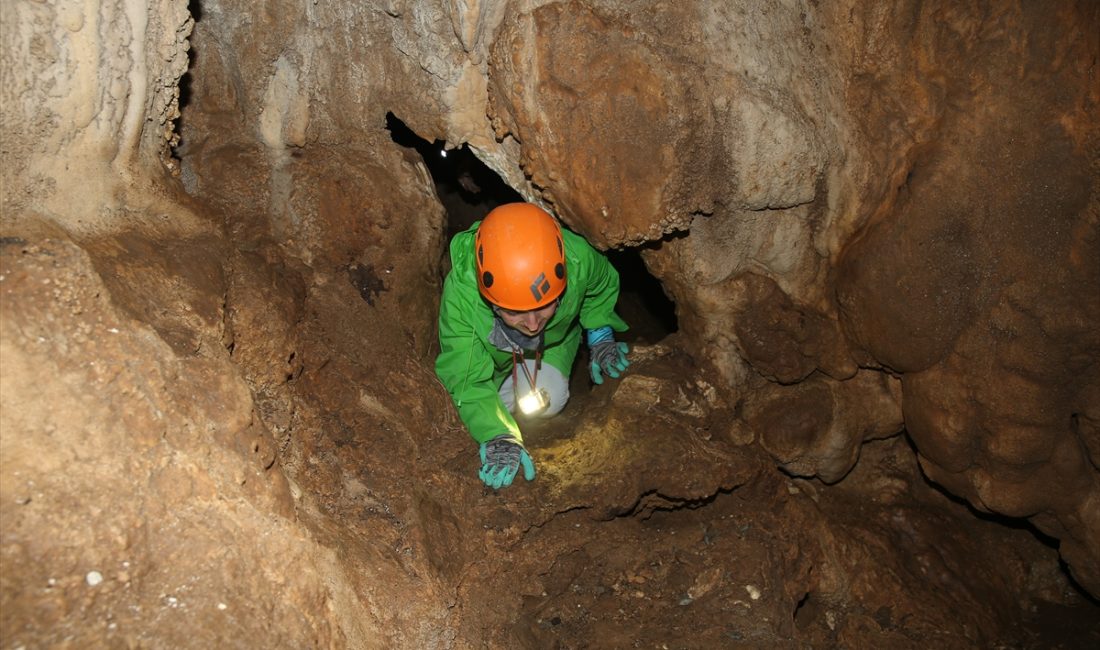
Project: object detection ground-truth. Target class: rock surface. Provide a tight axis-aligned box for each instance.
[1,0,1098,646]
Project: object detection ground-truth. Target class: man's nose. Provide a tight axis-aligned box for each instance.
[522,312,540,330]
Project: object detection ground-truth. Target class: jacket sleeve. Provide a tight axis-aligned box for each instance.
[576,237,630,334]
[435,272,522,445]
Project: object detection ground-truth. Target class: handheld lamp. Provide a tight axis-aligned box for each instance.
[518,387,550,415]
[515,355,549,416]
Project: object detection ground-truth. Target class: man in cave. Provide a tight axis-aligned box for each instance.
[435,202,631,489]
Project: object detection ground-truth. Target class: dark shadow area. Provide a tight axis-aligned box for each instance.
[904,433,1099,605]
[180,0,199,113]
[171,1,199,159]
[177,72,193,118]
[607,247,678,346]
[385,112,523,238]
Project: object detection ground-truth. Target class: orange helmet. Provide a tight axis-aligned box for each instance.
[475,203,566,310]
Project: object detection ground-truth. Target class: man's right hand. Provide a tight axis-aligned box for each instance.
[478,435,536,489]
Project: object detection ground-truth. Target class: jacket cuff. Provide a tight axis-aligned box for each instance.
[585,325,614,347]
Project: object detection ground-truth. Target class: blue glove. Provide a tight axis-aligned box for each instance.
[478,435,536,489]
[587,326,630,385]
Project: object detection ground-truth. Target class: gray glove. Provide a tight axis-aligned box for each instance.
[587,326,631,384]
[478,435,536,489]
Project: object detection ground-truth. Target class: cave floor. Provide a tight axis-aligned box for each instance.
[282,320,1099,648]
[3,234,1095,648]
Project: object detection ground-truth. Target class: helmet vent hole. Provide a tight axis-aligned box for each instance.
[482,271,494,288]
[555,263,565,279]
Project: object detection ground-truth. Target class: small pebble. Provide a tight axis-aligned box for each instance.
[745,584,761,600]
[86,571,104,587]
[217,603,227,610]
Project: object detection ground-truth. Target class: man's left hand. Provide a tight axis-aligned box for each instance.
[590,340,630,385]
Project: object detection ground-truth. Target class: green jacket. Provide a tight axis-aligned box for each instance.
[435,222,628,444]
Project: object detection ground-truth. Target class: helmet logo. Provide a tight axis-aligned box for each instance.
[529,272,551,302]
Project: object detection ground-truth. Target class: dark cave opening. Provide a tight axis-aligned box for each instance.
[171,1,201,160]
[606,247,678,346]
[385,112,523,238]
[385,112,678,348]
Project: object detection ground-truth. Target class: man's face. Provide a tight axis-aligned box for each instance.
[497,300,559,336]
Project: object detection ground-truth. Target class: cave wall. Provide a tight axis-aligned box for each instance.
[1,0,457,646]
[834,2,1100,590]
[470,0,1100,592]
[1,0,1098,644]
[0,0,197,236]
[480,0,1099,592]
